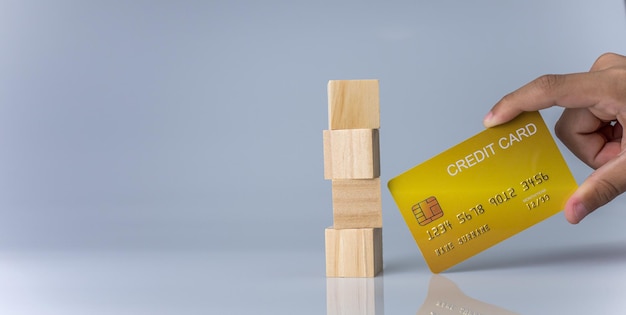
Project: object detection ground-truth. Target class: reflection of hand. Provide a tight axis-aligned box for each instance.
[483,53,626,224]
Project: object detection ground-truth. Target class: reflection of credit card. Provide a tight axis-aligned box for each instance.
[388,111,577,273]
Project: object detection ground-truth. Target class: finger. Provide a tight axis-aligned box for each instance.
[564,150,626,224]
[589,52,626,72]
[555,108,620,168]
[483,72,606,128]
[616,120,626,149]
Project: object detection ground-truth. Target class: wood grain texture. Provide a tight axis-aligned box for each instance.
[323,130,333,179]
[325,227,383,277]
[332,178,382,228]
[328,80,380,130]
[324,129,380,180]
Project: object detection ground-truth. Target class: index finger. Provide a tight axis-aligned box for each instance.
[483,71,605,128]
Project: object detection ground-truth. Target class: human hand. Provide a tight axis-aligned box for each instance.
[483,52,626,224]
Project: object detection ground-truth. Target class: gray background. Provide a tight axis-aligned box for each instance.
[2,0,626,314]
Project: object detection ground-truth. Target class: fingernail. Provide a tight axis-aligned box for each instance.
[571,202,589,224]
[483,111,495,128]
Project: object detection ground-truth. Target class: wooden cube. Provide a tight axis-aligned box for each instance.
[332,179,382,228]
[328,80,380,130]
[325,227,383,277]
[323,130,333,179]
[326,277,384,315]
[323,129,380,180]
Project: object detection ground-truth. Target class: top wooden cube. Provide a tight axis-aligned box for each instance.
[328,80,380,130]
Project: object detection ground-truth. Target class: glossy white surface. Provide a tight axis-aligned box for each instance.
[1,235,626,314]
[3,204,626,313]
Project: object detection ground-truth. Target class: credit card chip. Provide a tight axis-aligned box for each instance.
[413,197,444,226]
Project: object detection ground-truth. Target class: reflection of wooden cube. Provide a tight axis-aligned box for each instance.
[332,179,382,228]
[328,80,380,130]
[323,129,380,180]
[325,227,383,277]
[326,277,384,315]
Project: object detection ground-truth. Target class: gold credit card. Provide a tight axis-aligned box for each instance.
[388,111,577,273]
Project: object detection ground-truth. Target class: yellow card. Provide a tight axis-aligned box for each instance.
[388,111,577,273]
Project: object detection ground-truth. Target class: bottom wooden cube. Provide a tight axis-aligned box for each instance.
[325,227,383,277]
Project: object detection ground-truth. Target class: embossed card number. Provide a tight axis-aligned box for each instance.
[388,111,578,273]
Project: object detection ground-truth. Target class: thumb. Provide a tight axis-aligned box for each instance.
[565,151,626,224]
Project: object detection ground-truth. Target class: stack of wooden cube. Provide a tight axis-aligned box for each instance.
[323,80,383,277]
